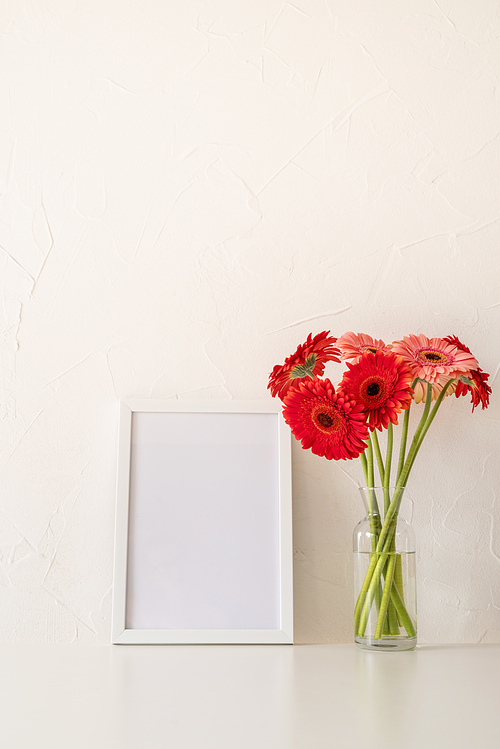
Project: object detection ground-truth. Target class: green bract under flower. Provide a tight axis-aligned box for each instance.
[267,331,340,400]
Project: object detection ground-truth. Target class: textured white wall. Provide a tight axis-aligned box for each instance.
[0,0,498,643]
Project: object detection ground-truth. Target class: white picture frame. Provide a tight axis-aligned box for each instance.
[112,399,293,644]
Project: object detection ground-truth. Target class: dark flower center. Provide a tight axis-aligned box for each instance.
[364,347,378,354]
[317,412,334,428]
[366,382,380,396]
[420,350,446,363]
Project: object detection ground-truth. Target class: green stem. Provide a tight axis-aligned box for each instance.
[365,437,374,488]
[390,583,416,637]
[384,423,393,490]
[375,553,396,639]
[383,423,393,515]
[387,597,400,634]
[364,438,381,541]
[407,379,455,475]
[391,382,432,495]
[396,379,418,483]
[371,431,385,488]
[360,450,369,486]
[394,554,405,609]
[354,553,378,632]
[382,425,397,634]
[358,453,382,630]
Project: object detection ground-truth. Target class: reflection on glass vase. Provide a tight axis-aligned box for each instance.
[353,486,417,652]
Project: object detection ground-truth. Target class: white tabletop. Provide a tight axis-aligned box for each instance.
[1,643,498,748]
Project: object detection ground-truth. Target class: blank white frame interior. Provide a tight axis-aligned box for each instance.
[112,400,293,644]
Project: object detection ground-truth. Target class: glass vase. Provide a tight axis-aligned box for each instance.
[353,486,417,652]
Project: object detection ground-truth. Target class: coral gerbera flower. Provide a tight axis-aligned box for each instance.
[335,332,389,362]
[268,331,340,400]
[391,334,478,384]
[338,350,414,431]
[282,378,369,460]
[443,335,491,411]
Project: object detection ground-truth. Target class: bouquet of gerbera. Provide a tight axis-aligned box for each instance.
[268,331,491,645]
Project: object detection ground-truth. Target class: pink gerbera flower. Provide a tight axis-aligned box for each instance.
[391,334,478,383]
[282,378,369,460]
[268,331,340,401]
[336,332,389,362]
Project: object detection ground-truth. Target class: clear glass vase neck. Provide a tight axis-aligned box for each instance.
[358,485,409,521]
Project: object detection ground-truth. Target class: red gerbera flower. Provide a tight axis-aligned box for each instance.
[268,331,340,400]
[391,334,478,383]
[282,377,369,460]
[338,350,414,431]
[443,335,491,411]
